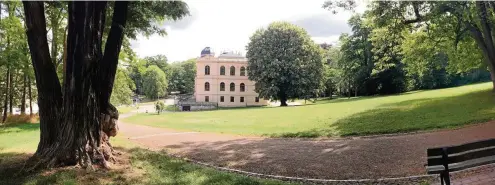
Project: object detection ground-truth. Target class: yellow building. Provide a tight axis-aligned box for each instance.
[194,47,268,107]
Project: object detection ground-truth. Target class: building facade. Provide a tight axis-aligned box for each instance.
[194,47,268,107]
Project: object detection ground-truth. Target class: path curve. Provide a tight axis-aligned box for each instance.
[117,111,495,180]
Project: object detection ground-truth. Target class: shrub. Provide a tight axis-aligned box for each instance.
[155,101,165,114]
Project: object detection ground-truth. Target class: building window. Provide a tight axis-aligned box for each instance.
[220,66,225,75]
[220,96,224,102]
[240,83,245,92]
[240,97,244,102]
[205,96,209,102]
[220,82,225,91]
[230,66,235,76]
[205,82,210,91]
[230,83,235,91]
[240,67,246,76]
[230,96,234,102]
[255,97,259,102]
[205,65,210,75]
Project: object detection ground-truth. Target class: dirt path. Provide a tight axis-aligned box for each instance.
[117,111,495,180]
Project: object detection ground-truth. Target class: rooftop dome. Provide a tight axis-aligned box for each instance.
[201,47,214,57]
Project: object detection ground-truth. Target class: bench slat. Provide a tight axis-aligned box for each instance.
[427,138,495,156]
[427,155,495,174]
[428,146,495,166]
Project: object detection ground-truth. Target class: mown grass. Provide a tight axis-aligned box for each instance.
[123,82,495,137]
[0,123,295,185]
[117,106,136,114]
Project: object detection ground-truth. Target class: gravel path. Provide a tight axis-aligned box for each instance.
[117,111,495,180]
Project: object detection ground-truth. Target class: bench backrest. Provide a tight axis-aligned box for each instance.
[426,138,495,174]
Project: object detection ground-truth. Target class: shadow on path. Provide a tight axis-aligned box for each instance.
[126,121,495,180]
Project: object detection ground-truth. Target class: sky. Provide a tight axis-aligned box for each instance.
[131,0,367,62]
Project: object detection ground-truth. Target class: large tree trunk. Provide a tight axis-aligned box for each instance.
[279,93,288,106]
[28,76,32,117]
[21,74,26,115]
[469,2,495,91]
[355,85,358,97]
[62,25,68,86]
[9,70,15,114]
[23,1,128,169]
[50,14,59,69]
[2,67,9,123]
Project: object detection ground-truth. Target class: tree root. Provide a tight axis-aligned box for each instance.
[21,106,120,172]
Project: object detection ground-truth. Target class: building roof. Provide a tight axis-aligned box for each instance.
[201,47,214,57]
[218,51,244,59]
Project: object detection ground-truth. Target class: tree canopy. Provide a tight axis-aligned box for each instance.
[142,65,168,100]
[319,1,491,97]
[326,1,495,91]
[246,22,324,106]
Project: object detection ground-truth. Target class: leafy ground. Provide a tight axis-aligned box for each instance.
[123,82,495,137]
[0,123,294,185]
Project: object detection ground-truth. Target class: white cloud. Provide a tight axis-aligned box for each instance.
[131,0,367,62]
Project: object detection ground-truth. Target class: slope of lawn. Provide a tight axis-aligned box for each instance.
[123,82,495,137]
[0,123,293,185]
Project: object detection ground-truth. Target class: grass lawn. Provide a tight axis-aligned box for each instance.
[117,106,136,114]
[123,82,495,137]
[0,123,294,185]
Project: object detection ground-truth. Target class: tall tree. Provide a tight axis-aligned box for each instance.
[142,65,168,100]
[110,68,135,106]
[337,14,375,96]
[167,58,196,94]
[23,1,128,168]
[144,54,170,74]
[246,22,324,106]
[328,1,495,91]
[22,1,188,169]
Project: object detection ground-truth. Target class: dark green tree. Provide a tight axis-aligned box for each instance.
[246,22,324,106]
[142,65,168,100]
[167,59,196,94]
[144,54,170,74]
[110,69,135,106]
[21,1,188,169]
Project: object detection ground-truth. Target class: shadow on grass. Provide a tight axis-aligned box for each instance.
[0,147,290,185]
[272,89,495,138]
[0,150,138,185]
[0,123,39,134]
[333,89,495,136]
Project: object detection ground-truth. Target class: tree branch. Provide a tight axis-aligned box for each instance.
[23,1,63,103]
[403,2,424,24]
[98,1,129,111]
[23,1,63,150]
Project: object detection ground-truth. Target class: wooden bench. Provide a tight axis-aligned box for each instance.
[426,138,495,185]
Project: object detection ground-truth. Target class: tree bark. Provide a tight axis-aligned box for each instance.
[280,93,288,106]
[61,25,67,86]
[355,85,358,97]
[9,70,15,114]
[50,14,59,69]
[21,74,26,115]
[23,1,129,169]
[467,2,495,91]
[2,67,9,123]
[28,76,32,117]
